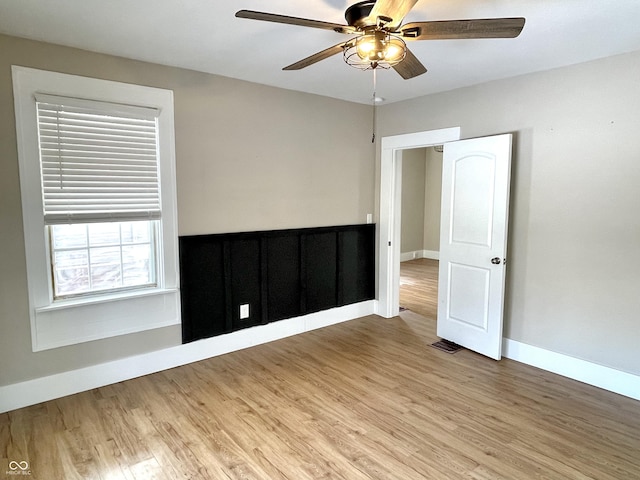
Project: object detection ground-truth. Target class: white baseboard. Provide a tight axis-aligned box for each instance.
[400,250,420,262]
[421,250,439,260]
[0,301,376,414]
[400,250,440,262]
[503,338,640,401]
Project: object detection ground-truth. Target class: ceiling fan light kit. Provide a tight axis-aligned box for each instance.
[344,29,407,71]
[235,0,525,80]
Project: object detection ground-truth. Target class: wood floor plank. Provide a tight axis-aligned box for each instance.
[1,259,639,478]
[400,258,439,318]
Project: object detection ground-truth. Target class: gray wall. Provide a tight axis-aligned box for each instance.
[423,147,442,253]
[2,31,639,388]
[399,147,442,256]
[379,49,640,375]
[400,148,426,254]
[0,34,375,386]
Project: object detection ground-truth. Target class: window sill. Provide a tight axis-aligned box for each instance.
[32,288,181,352]
[36,287,179,313]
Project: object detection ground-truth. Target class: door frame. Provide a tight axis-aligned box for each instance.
[377,127,461,318]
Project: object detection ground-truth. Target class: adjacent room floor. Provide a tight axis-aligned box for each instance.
[2,261,639,478]
[400,257,439,319]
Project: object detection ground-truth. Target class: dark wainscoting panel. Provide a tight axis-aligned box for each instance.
[179,224,375,343]
[228,238,262,331]
[340,227,376,305]
[266,234,301,322]
[303,231,338,314]
[179,240,226,341]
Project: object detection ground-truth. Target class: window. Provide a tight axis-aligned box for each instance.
[13,66,180,351]
[35,94,163,299]
[50,221,157,298]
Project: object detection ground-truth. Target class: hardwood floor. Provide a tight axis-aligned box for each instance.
[400,258,439,319]
[2,288,640,478]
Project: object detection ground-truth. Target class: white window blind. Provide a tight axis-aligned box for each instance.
[35,94,161,224]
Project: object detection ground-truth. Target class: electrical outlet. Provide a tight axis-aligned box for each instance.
[240,304,250,320]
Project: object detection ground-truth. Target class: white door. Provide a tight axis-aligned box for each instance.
[437,134,512,360]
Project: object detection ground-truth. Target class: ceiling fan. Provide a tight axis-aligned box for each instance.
[236,0,525,79]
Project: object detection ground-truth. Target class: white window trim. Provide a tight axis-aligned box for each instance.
[12,66,181,351]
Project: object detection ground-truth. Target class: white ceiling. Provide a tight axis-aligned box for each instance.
[1,0,640,105]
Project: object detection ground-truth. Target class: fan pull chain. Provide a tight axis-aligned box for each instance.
[371,68,377,143]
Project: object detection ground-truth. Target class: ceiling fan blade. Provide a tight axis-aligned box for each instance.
[283,41,353,71]
[236,10,356,34]
[367,0,419,30]
[393,47,427,79]
[401,18,525,40]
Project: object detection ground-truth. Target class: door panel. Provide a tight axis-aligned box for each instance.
[437,134,512,360]
[451,154,495,247]
[447,262,490,330]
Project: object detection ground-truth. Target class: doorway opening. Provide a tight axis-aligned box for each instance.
[398,146,443,319]
[377,127,461,319]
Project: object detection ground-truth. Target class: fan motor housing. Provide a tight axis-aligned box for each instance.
[345,1,376,27]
